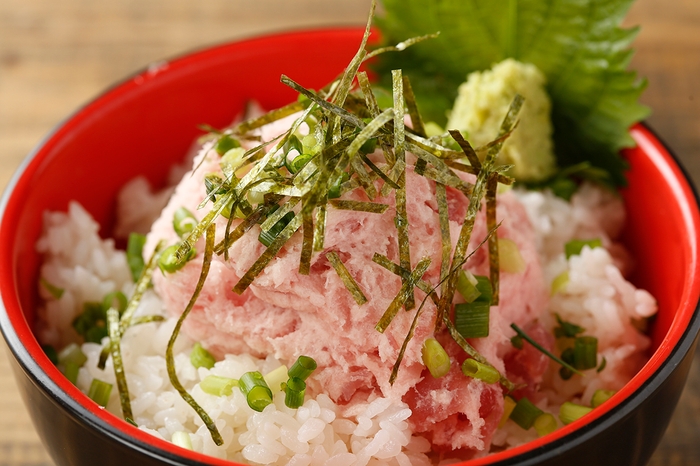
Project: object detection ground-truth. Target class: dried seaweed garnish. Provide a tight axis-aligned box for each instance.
[437,95,523,326]
[326,251,367,305]
[313,205,327,251]
[233,100,306,134]
[445,160,514,185]
[328,199,389,214]
[371,253,439,304]
[511,323,582,377]
[233,214,302,295]
[375,257,431,333]
[166,224,224,446]
[486,173,500,305]
[402,75,428,175]
[435,183,452,332]
[391,69,414,311]
[364,32,440,60]
[357,71,396,167]
[107,307,132,420]
[299,208,314,275]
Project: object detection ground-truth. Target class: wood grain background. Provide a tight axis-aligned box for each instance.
[0,1,698,465]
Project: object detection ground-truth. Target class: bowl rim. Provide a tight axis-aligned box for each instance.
[1,26,699,466]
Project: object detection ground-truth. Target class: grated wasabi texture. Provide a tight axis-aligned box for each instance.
[447,59,556,182]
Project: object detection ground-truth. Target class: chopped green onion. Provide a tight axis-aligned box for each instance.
[326,251,367,305]
[454,301,490,339]
[461,359,500,384]
[565,238,602,259]
[173,207,198,238]
[284,376,307,409]
[473,275,493,304]
[200,375,238,397]
[456,270,480,303]
[511,335,524,349]
[510,397,544,430]
[172,431,193,450]
[288,356,317,381]
[328,172,350,199]
[102,291,127,315]
[359,137,377,155]
[421,338,451,378]
[559,347,575,380]
[126,233,147,282]
[264,365,289,393]
[559,401,593,425]
[283,134,304,156]
[42,344,59,365]
[258,211,295,247]
[285,152,314,174]
[591,389,616,408]
[597,356,607,373]
[158,243,196,274]
[511,323,583,377]
[87,378,113,407]
[126,417,138,427]
[573,336,598,370]
[40,278,64,299]
[551,270,569,295]
[214,134,240,155]
[554,314,585,338]
[190,342,216,369]
[58,343,88,367]
[534,413,558,437]
[498,238,525,273]
[548,177,579,201]
[499,395,517,427]
[239,371,273,412]
[73,302,109,343]
[62,361,80,385]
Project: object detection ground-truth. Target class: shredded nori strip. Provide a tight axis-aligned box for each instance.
[486,173,500,305]
[435,183,452,332]
[328,199,389,214]
[107,307,132,420]
[375,257,431,333]
[166,224,223,446]
[402,75,428,175]
[326,251,367,305]
[391,69,414,311]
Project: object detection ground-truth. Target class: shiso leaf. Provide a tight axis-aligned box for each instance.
[374,0,649,186]
[326,251,368,305]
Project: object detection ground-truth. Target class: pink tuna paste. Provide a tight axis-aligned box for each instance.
[146,121,551,456]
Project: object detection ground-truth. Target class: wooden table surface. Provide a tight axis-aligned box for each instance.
[0,1,698,465]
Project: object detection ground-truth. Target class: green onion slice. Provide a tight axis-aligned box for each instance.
[565,238,602,259]
[454,301,490,339]
[421,338,451,379]
[40,278,64,299]
[573,336,598,370]
[288,356,318,382]
[190,342,216,369]
[239,371,273,412]
[510,397,544,430]
[284,377,307,409]
[591,389,616,408]
[461,358,500,384]
[534,412,558,437]
[126,233,147,283]
[559,401,593,425]
[87,378,113,407]
[200,375,238,397]
[173,207,198,238]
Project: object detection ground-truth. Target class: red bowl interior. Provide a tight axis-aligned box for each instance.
[1,28,699,465]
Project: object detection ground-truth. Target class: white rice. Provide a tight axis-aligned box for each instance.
[35,179,656,463]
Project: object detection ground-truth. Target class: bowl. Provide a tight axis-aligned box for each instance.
[0,27,699,466]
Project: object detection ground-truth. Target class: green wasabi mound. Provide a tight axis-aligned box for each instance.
[447,59,556,182]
